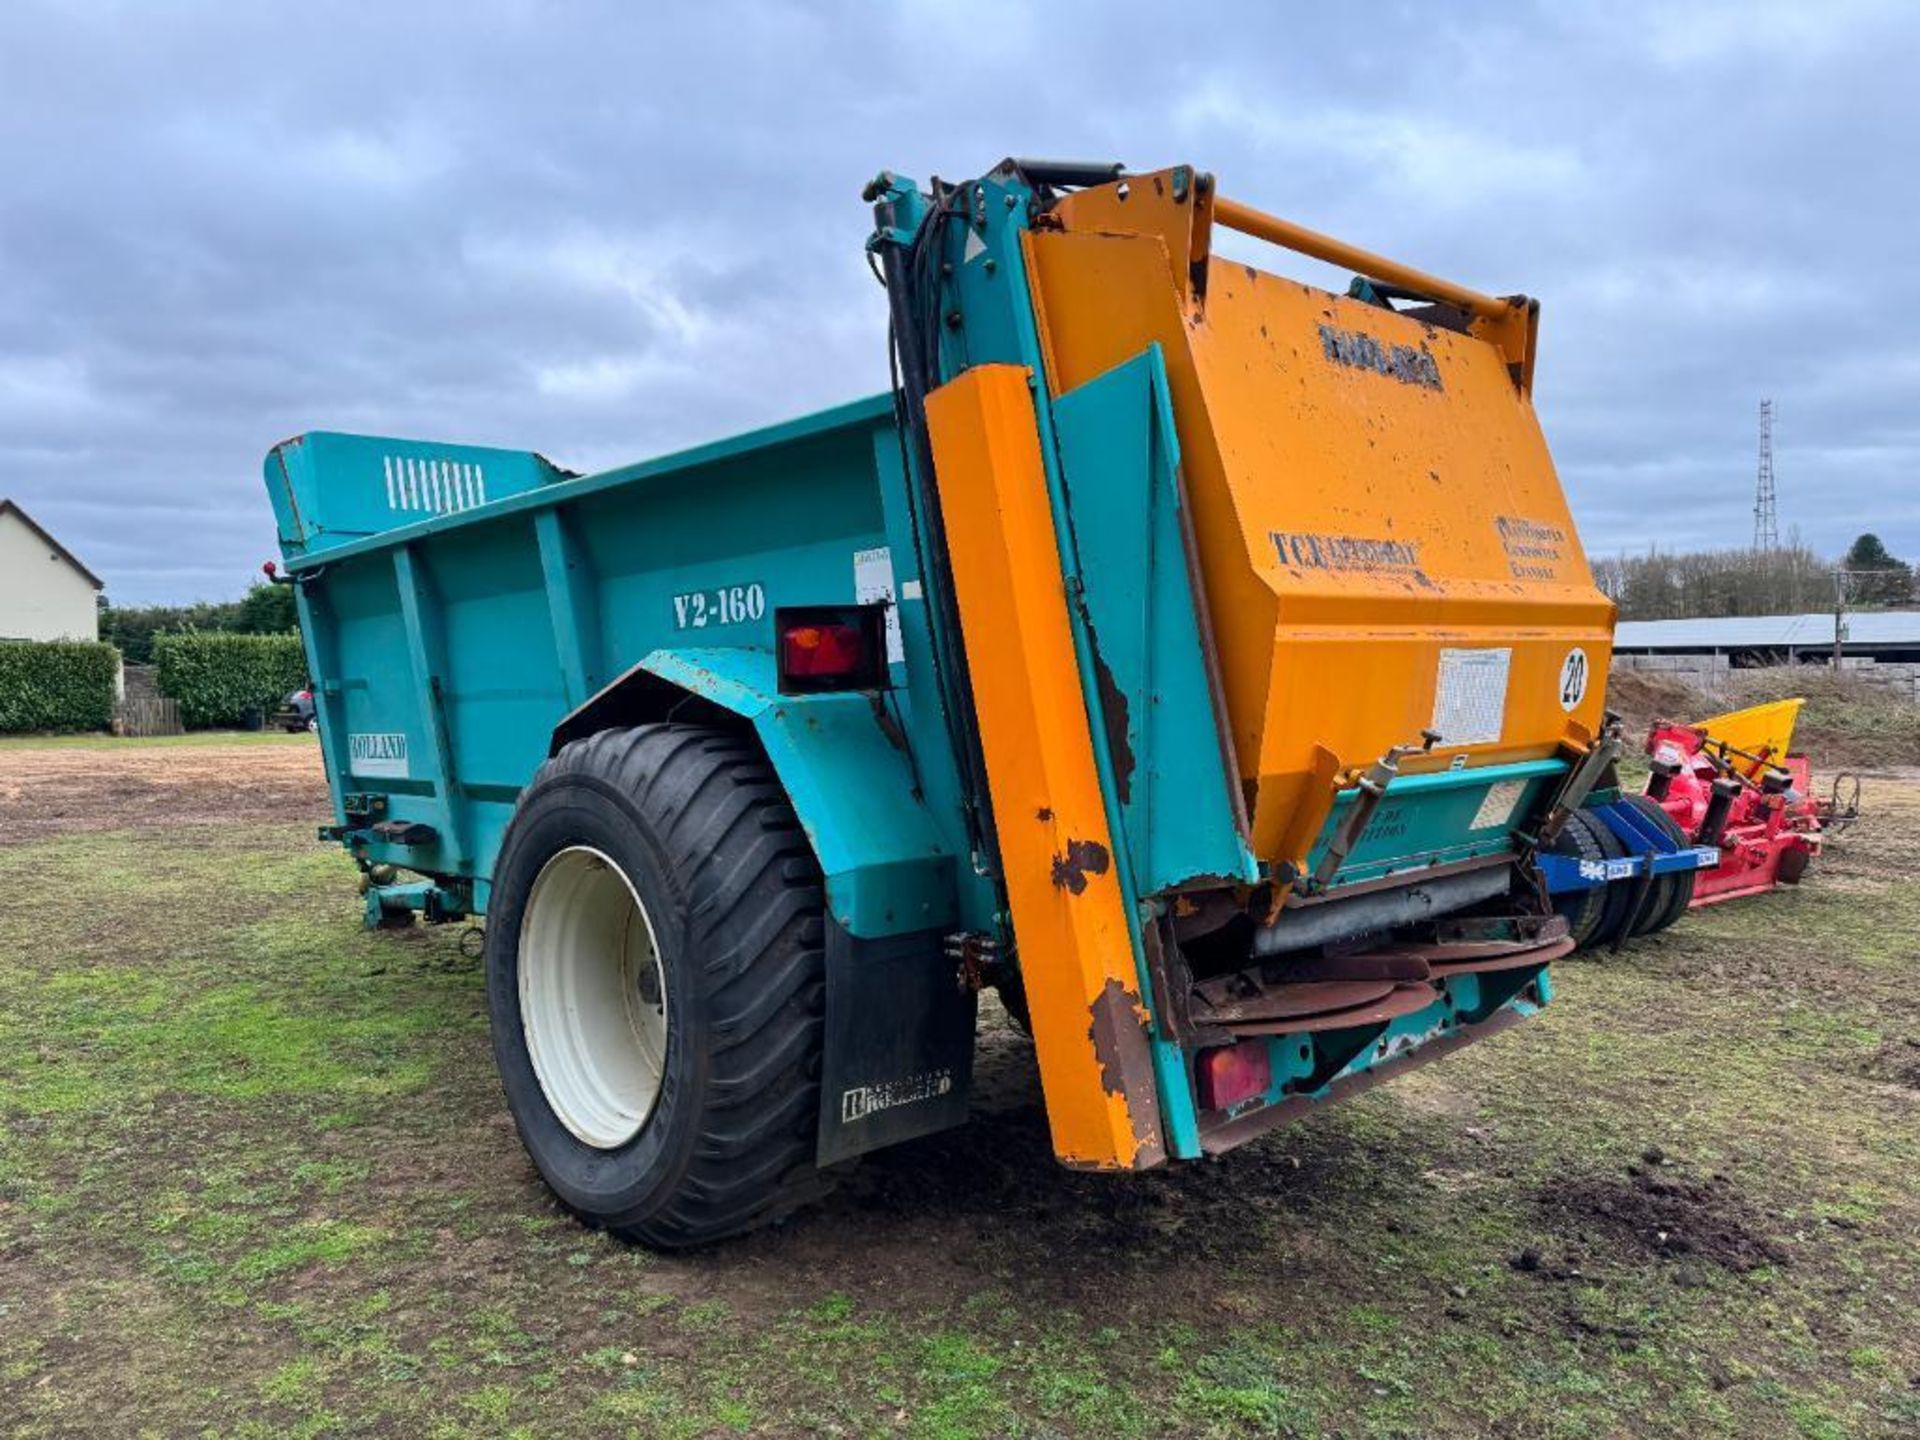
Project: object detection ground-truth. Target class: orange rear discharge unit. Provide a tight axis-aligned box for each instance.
[877,159,1621,1164]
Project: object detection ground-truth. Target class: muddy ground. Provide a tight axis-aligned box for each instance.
[0,734,326,845]
[2,737,1918,1437]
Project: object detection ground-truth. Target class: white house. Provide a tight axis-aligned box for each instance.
[0,499,103,641]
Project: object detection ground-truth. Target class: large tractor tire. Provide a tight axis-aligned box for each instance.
[485,723,833,1249]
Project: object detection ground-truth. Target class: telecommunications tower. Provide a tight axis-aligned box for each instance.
[1753,399,1778,551]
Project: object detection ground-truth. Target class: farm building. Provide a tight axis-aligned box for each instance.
[0,499,103,642]
[1613,610,1920,698]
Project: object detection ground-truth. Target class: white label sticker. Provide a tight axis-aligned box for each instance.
[840,1068,953,1123]
[1470,778,1528,831]
[1558,646,1590,712]
[1431,648,1511,745]
[854,546,905,665]
[1580,857,1637,882]
[349,732,409,779]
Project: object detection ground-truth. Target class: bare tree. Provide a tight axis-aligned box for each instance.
[1592,542,1835,620]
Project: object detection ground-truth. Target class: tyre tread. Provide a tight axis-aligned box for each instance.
[503,722,832,1249]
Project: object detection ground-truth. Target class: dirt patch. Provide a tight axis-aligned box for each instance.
[1605,669,1715,735]
[1863,1037,1920,1089]
[701,1007,1405,1321]
[0,740,329,844]
[1607,665,1920,771]
[1537,1158,1789,1274]
[1747,672,1920,771]
[1612,775,1919,1015]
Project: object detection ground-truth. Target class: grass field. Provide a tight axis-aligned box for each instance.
[2,738,1918,1438]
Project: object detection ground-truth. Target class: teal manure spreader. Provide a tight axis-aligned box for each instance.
[265,159,1701,1246]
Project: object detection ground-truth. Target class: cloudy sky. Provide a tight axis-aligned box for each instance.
[1,0,1914,605]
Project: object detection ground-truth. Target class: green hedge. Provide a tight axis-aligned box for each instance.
[155,631,308,728]
[0,640,120,733]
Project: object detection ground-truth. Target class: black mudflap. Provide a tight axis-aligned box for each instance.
[816,923,976,1165]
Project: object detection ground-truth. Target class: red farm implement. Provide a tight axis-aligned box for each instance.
[1642,699,1858,908]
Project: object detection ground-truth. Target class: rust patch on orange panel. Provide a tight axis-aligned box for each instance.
[1050,838,1111,895]
[1086,978,1167,1169]
[1086,977,1141,1095]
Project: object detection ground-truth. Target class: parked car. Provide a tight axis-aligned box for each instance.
[279,688,317,733]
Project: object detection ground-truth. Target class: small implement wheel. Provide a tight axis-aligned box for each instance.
[1619,794,1696,935]
[1581,810,1644,950]
[1547,809,1614,950]
[486,723,832,1248]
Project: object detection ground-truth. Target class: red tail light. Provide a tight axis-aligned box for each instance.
[775,605,890,694]
[783,622,863,677]
[1196,1041,1273,1111]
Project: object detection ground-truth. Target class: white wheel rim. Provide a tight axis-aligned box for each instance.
[518,846,669,1149]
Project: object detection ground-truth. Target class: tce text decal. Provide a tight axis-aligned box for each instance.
[1271,530,1421,573]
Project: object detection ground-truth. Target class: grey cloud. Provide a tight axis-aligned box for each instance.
[0,0,1913,603]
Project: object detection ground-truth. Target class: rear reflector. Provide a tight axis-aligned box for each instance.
[775,604,890,694]
[1196,1041,1272,1111]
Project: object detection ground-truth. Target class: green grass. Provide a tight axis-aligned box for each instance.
[2,779,1919,1436]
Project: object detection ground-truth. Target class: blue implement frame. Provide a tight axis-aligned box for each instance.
[1537,797,1720,894]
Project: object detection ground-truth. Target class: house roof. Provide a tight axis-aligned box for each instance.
[0,499,105,590]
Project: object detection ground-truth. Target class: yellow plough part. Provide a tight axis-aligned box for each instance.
[1690,698,1804,776]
